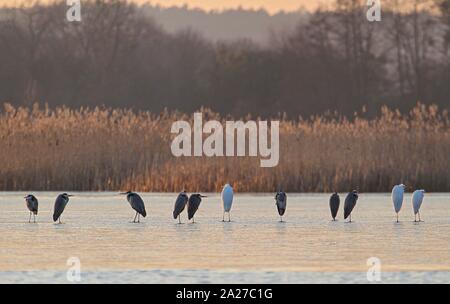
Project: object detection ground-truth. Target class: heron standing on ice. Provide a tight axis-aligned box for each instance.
[121,191,147,223]
[392,184,406,222]
[344,190,358,222]
[329,192,340,221]
[221,184,233,222]
[24,194,38,223]
[187,194,207,223]
[275,191,287,222]
[173,191,188,224]
[412,190,425,222]
[53,193,73,224]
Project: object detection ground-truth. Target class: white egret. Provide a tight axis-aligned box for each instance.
[412,190,425,222]
[391,184,406,222]
[221,184,233,222]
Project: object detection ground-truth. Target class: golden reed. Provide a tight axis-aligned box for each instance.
[0,103,448,192]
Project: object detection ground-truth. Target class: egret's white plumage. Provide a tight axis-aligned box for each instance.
[391,184,405,222]
[412,190,425,222]
[221,184,234,222]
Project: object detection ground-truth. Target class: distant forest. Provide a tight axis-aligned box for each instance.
[0,0,449,117]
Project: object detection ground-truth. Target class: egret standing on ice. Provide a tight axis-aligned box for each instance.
[329,192,340,221]
[392,184,406,222]
[221,184,233,222]
[121,191,147,223]
[412,190,425,222]
[187,193,207,223]
[173,191,188,224]
[344,190,358,222]
[53,193,73,224]
[275,191,287,222]
[24,194,38,223]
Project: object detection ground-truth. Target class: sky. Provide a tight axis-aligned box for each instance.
[1,0,335,13]
[141,0,334,13]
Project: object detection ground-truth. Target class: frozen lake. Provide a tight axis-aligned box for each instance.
[0,192,449,283]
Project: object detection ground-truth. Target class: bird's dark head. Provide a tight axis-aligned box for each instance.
[191,193,207,201]
[62,193,73,198]
[120,191,132,195]
[24,194,33,200]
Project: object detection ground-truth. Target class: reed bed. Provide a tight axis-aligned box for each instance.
[0,103,449,192]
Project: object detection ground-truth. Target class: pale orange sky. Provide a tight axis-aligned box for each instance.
[1,0,335,13]
[142,0,334,13]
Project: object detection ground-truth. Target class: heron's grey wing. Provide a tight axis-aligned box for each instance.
[276,194,287,216]
[187,196,201,220]
[343,195,355,219]
[329,194,340,218]
[53,196,66,221]
[276,204,286,216]
[26,199,34,212]
[173,195,187,219]
[130,195,146,217]
[30,197,38,214]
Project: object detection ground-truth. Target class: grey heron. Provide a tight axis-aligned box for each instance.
[412,189,425,222]
[53,193,73,223]
[173,191,188,224]
[329,192,340,221]
[392,184,406,222]
[221,184,233,222]
[120,191,147,223]
[275,191,287,222]
[24,194,38,223]
[344,190,358,222]
[187,193,207,223]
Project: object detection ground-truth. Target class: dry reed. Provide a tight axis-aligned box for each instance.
[0,103,449,192]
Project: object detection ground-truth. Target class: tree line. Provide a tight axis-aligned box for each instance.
[0,0,449,118]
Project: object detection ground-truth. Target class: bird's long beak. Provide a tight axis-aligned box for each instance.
[200,195,207,198]
[68,194,74,197]
[119,192,127,195]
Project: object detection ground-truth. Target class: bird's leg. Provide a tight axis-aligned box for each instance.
[414,214,417,222]
[34,214,36,223]
[178,215,181,224]
[59,217,62,224]
[222,212,225,222]
[28,212,31,223]
[192,217,195,224]
[349,214,352,223]
[133,212,137,223]
[228,213,231,222]
[396,213,399,223]
[280,216,283,223]
[138,214,140,223]
[419,212,423,222]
